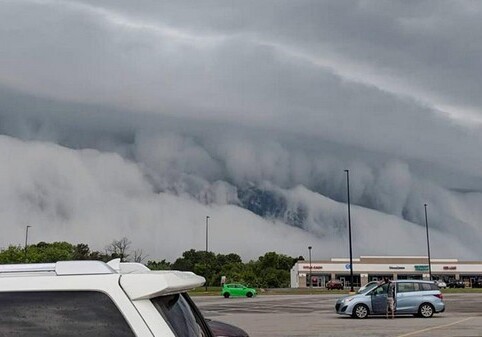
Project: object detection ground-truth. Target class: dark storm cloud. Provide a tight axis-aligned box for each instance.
[1,0,481,176]
[80,0,482,120]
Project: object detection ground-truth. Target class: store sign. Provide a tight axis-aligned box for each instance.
[443,266,456,270]
[414,265,429,271]
[389,266,405,270]
[302,266,323,269]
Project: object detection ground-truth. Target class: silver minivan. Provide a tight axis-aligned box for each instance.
[335,280,445,318]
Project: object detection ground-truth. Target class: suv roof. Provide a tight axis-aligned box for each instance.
[0,259,205,299]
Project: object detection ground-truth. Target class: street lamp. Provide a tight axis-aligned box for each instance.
[344,170,354,292]
[424,204,432,280]
[308,246,312,288]
[205,216,210,254]
[24,225,31,262]
[205,216,210,291]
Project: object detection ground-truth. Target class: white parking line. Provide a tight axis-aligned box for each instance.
[396,317,474,337]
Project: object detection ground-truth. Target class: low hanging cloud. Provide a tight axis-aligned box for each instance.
[0,0,481,260]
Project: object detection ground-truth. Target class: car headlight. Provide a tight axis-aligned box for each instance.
[342,297,354,304]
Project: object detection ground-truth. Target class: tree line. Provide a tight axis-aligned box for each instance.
[0,238,302,288]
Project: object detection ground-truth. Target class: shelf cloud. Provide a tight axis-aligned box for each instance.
[0,0,481,260]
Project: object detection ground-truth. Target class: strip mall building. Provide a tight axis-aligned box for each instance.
[290,256,482,288]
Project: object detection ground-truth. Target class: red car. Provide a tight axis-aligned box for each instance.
[326,280,344,290]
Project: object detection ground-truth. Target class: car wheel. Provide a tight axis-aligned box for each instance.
[246,292,253,298]
[223,292,230,298]
[352,304,369,319]
[418,303,434,318]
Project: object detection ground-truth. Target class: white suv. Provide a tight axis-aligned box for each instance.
[0,259,212,336]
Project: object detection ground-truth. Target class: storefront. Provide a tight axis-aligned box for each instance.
[290,256,482,288]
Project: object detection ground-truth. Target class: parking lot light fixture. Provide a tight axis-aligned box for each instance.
[308,246,312,288]
[424,204,432,280]
[205,215,210,291]
[24,225,31,262]
[344,170,354,293]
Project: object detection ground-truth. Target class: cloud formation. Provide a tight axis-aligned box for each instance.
[0,0,481,260]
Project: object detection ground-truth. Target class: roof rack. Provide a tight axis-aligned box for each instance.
[0,263,56,274]
[0,261,115,276]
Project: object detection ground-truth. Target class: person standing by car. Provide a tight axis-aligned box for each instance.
[384,277,396,319]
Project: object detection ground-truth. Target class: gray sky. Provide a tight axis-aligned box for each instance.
[0,0,481,260]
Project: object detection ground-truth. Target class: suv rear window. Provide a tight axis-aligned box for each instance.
[0,291,135,336]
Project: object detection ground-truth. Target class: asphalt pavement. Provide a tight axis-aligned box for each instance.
[194,293,482,337]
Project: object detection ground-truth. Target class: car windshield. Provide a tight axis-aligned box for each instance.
[357,282,379,294]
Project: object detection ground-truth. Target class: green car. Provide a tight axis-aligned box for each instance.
[221,283,257,298]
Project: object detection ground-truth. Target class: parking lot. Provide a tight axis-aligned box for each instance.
[194,294,482,337]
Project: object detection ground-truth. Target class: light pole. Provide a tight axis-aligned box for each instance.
[205,215,210,291]
[344,170,354,292]
[308,246,312,288]
[24,225,31,262]
[424,204,432,280]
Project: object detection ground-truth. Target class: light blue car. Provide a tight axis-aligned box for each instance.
[335,280,445,319]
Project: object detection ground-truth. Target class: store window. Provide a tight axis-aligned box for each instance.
[336,275,361,287]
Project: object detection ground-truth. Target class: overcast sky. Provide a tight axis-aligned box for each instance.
[0,0,481,260]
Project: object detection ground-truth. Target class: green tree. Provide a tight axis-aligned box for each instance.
[73,243,91,260]
[27,241,75,262]
[172,249,199,271]
[244,252,298,288]
[0,245,24,263]
[257,251,297,271]
[147,259,172,270]
[0,241,298,289]
[216,253,242,266]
